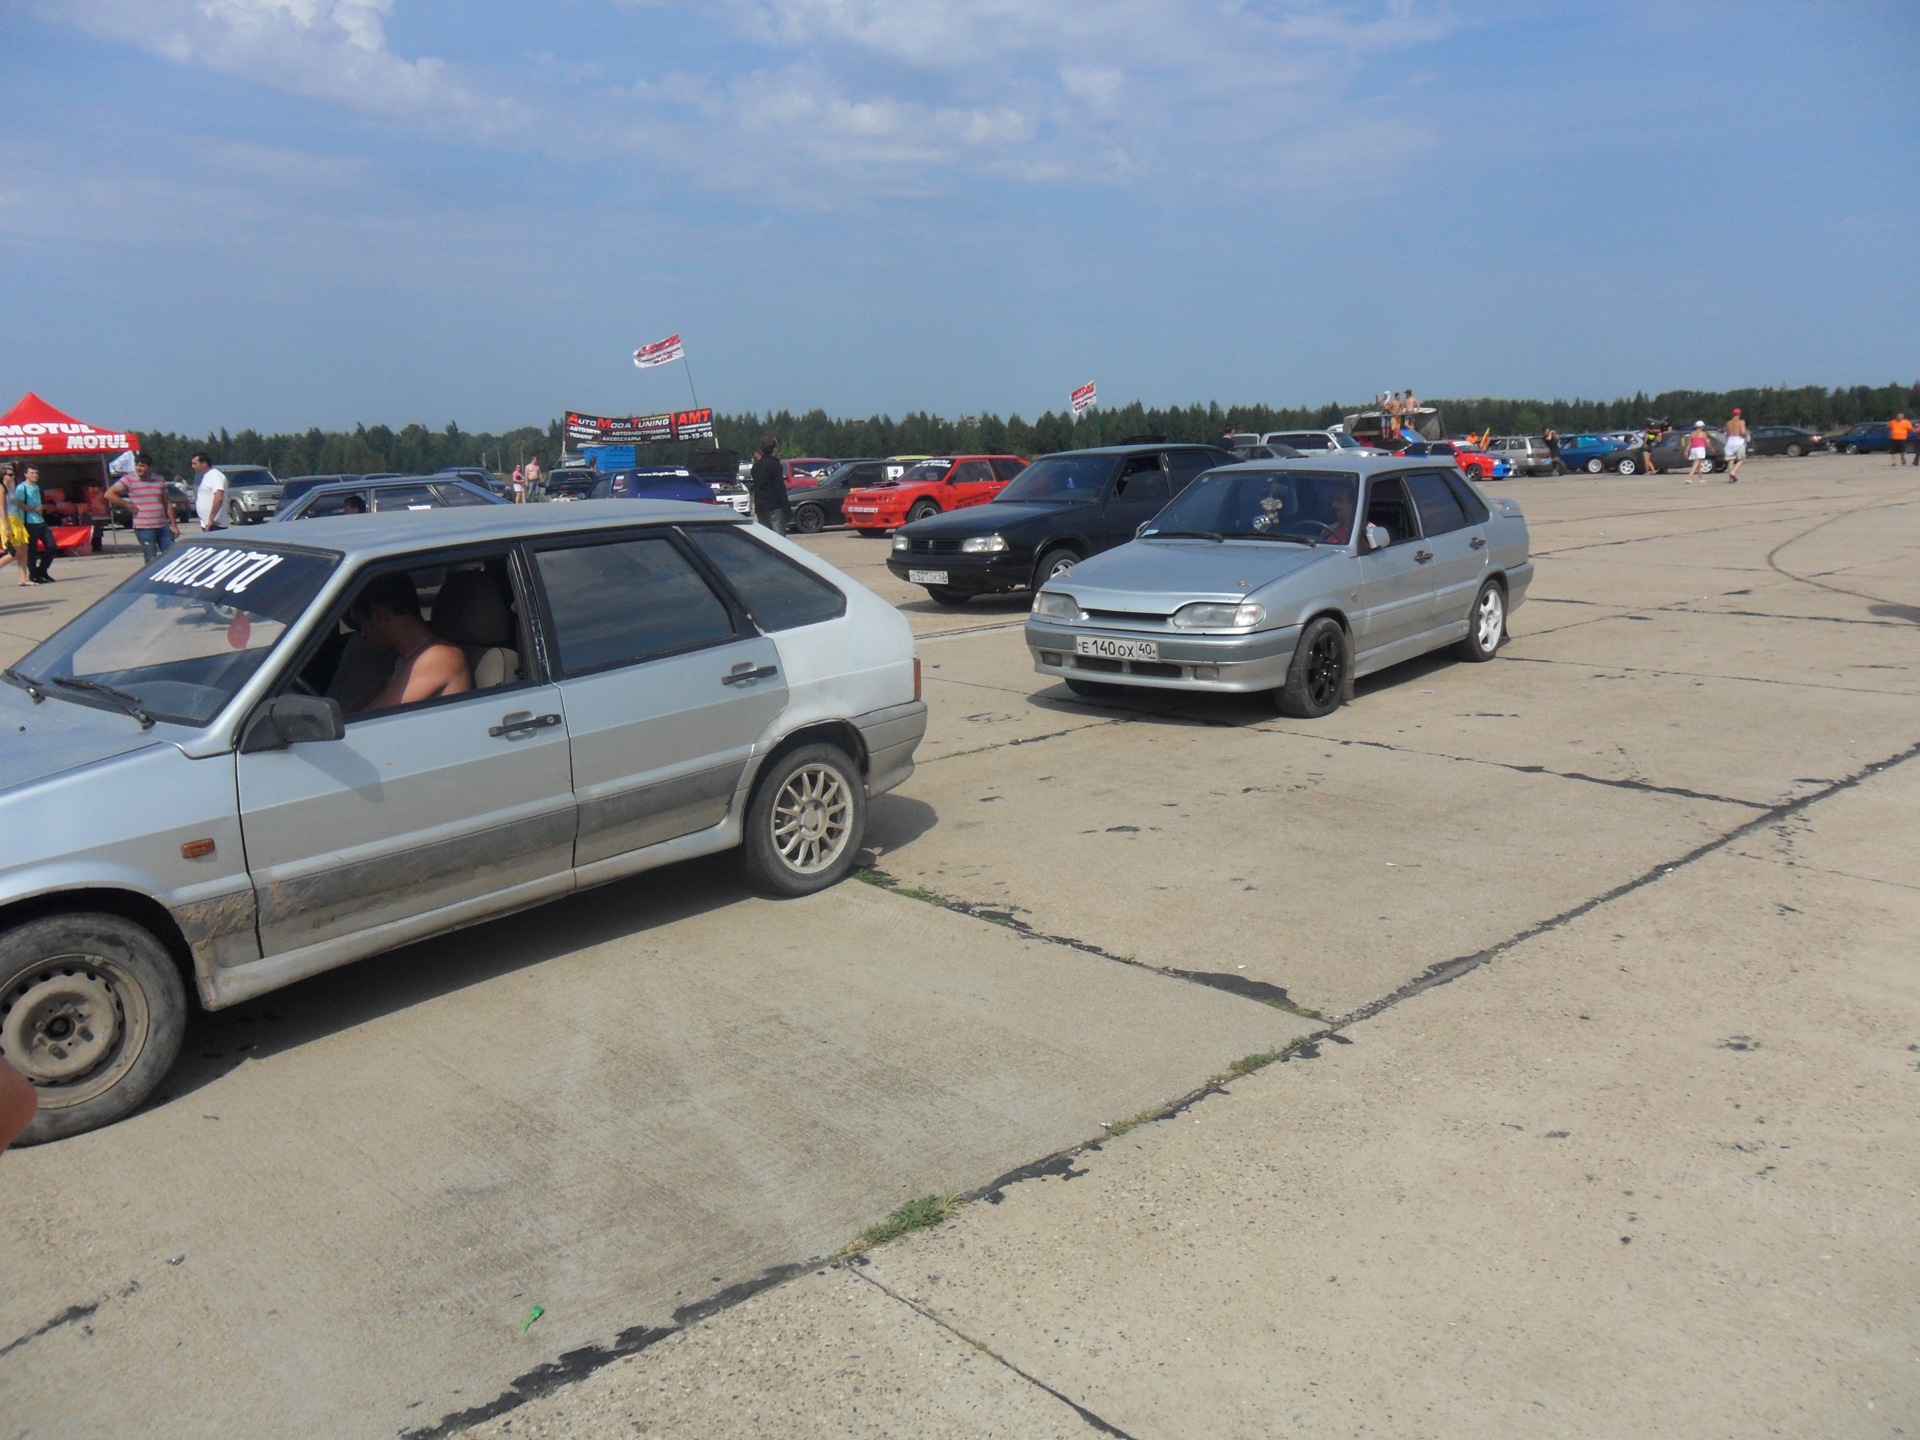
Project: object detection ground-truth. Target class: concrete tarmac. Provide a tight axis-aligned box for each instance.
[3,458,1918,1437]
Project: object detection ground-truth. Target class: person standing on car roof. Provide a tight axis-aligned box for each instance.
[1890,413,1914,467]
[750,436,789,535]
[1724,408,1749,482]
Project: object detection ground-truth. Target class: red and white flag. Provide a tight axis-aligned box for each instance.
[633,334,685,368]
[1070,381,1098,416]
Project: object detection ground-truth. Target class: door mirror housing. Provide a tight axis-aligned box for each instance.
[1362,522,1392,553]
[242,693,346,753]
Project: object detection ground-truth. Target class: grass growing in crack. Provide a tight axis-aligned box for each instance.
[1099,1108,1161,1139]
[1226,1048,1289,1077]
[857,870,945,906]
[845,1194,963,1254]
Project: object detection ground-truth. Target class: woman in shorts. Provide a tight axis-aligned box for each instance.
[1685,422,1712,484]
[0,466,29,584]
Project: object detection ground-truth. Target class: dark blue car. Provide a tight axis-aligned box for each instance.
[1830,423,1896,455]
[1556,434,1631,473]
[587,467,721,506]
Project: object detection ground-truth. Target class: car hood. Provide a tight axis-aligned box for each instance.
[904,501,1075,536]
[1052,538,1339,615]
[0,682,171,793]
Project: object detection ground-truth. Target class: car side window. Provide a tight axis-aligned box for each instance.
[684,527,847,632]
[300,490,370,518]
[433,482,493,507]
[852,464,884,487]
[534,536,738,677]
[373,484,438,512]
[1113,454,1169,504]
[1440,471,1491,524]
[949,460,994,484]
[1408,471,1471,535]
[989,458,1025,481]
[1164,450,1218,490]
[1363,476,1418,545]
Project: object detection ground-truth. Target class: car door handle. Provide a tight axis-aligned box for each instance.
[488,711,562,738]
[723,663,779,686]
[1469,535,1487,550]
[1414,549,1433,564]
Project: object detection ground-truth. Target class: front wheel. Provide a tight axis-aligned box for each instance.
[793,504,825,534]
[1585,457,1605,474]
[1785,443,1804,458]
[1616,457,1639,475]
[1274,615,1349,719]
[1843,444,1860,455]
[740,744,866,897]
[1457,580,1506,662]
[1032,548,1081,589]
[1,912,188,1144]
[907,501,940,523]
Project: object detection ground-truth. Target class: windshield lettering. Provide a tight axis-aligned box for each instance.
[151,546,288,596]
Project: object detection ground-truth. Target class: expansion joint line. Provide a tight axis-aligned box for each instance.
[846,1263,1141,1439]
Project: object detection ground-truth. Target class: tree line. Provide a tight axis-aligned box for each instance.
[134,381,1919,477]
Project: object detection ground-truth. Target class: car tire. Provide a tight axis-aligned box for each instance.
[926,586,971,607]
[1032,547,1081,589]
[1,912,188,1145]
[907,501,940,523]
[739,743,867,898]
[1064,677,1122,699]
[1843,444,1860,455]
[1584,457,1606,474]
[1616,457,1639,475]
[1457,579,1506,662]
[794,505,825,534]
[1786,443,1804,458]
[1273,615,1350,720]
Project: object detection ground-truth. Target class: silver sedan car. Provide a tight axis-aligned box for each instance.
[0,503,926,1142]
[1025,457,1532,716]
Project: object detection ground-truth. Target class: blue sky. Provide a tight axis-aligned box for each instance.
[1,0,1913,433]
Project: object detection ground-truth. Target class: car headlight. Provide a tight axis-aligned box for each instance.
[959,533,1008,554]
[1171,601,1266,629]
[892,534,910,552]
[1032,590,1080,621]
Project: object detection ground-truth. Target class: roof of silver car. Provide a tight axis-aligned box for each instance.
[1215,454,1445,473]
[208,499,743,562]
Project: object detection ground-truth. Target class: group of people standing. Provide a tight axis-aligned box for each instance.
[508,457,544,503]
[1379,389,1422,434]
[0,463,56,585]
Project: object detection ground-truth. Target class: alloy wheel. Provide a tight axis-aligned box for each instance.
[1305,628,1344,709]
[770,763,855,875]
[1475,585,1505,652]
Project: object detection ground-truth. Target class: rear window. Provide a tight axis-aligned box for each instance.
[686,527,846,631]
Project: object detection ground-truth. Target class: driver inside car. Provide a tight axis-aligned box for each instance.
[343,571,471,713]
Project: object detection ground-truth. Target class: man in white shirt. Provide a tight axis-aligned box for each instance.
[191,453,228,531]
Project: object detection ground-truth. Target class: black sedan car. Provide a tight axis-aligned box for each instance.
[886,443,1233,606]
[790,459,891,533]
[1748,425,1829,457]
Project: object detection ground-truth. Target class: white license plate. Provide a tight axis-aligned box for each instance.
[908,569,949,585]
[1075,635,1159,661]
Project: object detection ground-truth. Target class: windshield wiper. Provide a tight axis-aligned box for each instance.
[51,676,156,729]
[1235,531,1312,545]
[2,665,44,702]
[1147,529,1223,542]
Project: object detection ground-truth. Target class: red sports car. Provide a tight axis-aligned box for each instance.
[842,455,1029,534]
[1403,439,1509,481]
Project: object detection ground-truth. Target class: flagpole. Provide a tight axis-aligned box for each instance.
[677,348,719,448]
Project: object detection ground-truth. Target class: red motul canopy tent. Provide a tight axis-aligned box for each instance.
[0,392,139,458]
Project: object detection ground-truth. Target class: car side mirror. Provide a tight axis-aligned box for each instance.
[242,693,345,753]
[1362,522,1391,553]
[1136,520,1152,538]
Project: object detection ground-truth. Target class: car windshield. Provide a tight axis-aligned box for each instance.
[994,454,1115,504]
[7,543,336,727]
[898,461,953,483]
[1143,469,1360,545]
[1330,433,1363,450]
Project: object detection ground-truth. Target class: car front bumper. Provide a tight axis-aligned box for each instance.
[1024,618,1302,694]
[843,503,906,530]
[230,494,279,522]
[886,550,1031,592]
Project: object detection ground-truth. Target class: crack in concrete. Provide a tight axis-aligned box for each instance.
[845,1263,1142,1438]
[1501,652,1920,699]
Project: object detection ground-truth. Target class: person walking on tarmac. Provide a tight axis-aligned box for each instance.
[750,435,789,534]
[1890,413,1913,467]
[1724,408,1749,482]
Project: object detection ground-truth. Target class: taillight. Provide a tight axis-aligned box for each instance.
[913,656,922,701]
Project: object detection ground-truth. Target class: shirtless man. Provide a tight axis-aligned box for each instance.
[345,572,471,712]
[1724,407,1749,482]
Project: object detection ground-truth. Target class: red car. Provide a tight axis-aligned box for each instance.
[783,457,839,490]
[1402,439,1508,481]
[842,455,1029,534]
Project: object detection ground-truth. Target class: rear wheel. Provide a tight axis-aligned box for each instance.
[1,912,188,1144]
[926,585,971,607]
[1032,547,1081,589]
[908,500,940,523]
[1457,580,1506,662]
[1843,443,1860,455]
[1274,615,1349,719]
[1616,456,1640,475]
[793,504,825,534]
[1785,443,1804,458]
[740,744,866,897]
[1585,457,1605,474]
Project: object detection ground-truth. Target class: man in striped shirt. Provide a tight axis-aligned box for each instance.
[106,453,179,563]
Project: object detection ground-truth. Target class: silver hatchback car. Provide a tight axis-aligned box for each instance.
[1025,457,1532,716]
[0,502,926,1142]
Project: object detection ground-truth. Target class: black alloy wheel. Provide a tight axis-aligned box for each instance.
[1274,615,1349,719]
[793,504,825,534]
